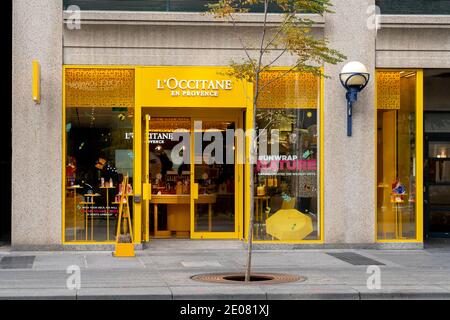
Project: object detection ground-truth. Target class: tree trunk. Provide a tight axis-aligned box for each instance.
[245,0,269,283]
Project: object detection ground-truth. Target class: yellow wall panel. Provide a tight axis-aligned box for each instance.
[139,67,249,108]
[377,72,401,110]
[258,71,318,109]
[65,68,135,108]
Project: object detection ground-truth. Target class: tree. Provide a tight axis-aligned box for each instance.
[207,0,346,282]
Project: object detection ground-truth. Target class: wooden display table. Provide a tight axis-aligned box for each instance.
[150,195,189,238]
[149,194,218,236]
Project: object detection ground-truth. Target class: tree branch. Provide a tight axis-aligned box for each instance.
[228,12,257,72]
[263,13,293,52]
[261,46,288,72]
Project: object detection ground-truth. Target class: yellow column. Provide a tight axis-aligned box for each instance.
[133,68,142,244]
[244,81,254,242]
[416,70,424,242]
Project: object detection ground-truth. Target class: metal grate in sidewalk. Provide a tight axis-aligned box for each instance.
[327,252,385,266]
[0,256,35,269]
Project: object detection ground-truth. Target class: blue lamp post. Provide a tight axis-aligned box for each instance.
[339,61,370,137]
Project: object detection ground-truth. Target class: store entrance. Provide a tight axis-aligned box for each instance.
[142,109,243,240]
[424,133,450,238]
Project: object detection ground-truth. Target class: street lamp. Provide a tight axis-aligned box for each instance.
[339,61,370,137]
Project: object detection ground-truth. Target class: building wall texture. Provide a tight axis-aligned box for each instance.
[377,16,450,68]
[12,0,63,248]
[323,0,376,244]
[62,18,323,66]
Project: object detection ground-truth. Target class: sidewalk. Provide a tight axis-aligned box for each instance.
[1,240,450,300]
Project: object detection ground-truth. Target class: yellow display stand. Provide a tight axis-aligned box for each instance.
[114,175,135,257]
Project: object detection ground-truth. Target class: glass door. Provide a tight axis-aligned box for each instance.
[190,118,240,239]
[425,134,450,238]
[143,115,192,239]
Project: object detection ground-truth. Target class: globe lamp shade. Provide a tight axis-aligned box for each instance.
[340,61,370,88]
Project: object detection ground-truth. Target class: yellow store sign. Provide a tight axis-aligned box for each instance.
[138,67,251,108]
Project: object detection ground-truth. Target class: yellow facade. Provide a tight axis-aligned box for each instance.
[139,67,250,108]
[375,70,424,243]
[62,65,324,245]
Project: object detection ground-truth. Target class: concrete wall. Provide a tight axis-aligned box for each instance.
[323,0,376,244]
[12,0,63,248]
[63,12,323,66]
[377,15,450,68]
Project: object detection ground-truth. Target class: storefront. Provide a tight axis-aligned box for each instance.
[376,70,423,243]
[15,1,450,250]
[63,66,323,245]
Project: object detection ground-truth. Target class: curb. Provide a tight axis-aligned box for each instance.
[1,291,450,300]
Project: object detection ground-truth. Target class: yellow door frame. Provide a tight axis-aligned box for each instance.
[140,108,245,240]
[375,68,424,243]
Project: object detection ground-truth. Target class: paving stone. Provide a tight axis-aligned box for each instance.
[85,254,146,269]
[33,254,86,270]
[181,261,222,268]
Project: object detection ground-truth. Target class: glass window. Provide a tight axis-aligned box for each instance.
[63,0,283,12]
[146,117,191,238]
[64,0,450,15]
[253,71,321,242]
[425,113,450,133]
[193,121,237,233]
[376,0,450,15]
[64,68,135,243]
[376,71,418,240]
